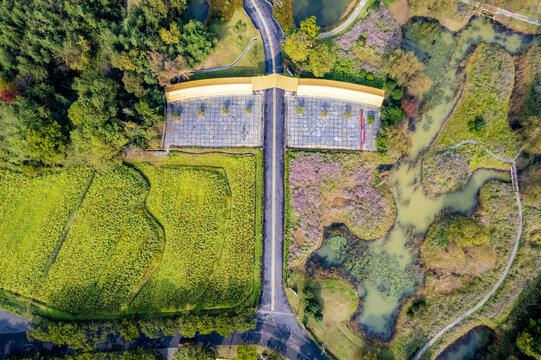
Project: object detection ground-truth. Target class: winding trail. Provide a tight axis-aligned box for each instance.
[319,0,368,38]
[191,37,258,74]
[460,0,541,27]
[414,142,523,360]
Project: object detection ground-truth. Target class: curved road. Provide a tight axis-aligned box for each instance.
[192,37,258,75]
[414,142,523,360]
[320,0,368,39]
[0,2,325,359]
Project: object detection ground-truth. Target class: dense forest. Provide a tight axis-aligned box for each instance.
[0,0,215,170]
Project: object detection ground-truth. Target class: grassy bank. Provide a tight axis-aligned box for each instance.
[422,44,518,193]
[194,10,265,78]
[392,180,541,359]
[286,275,367,360]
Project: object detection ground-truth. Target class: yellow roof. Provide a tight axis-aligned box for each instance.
[252,73,299,91]
[165,77,253,102]
[165,74,385,106]
[297,78,384,106]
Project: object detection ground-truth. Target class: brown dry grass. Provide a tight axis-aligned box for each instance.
[273,0,294,30]
[294,229,305,246]
[508,47,536,121]
[439,2,475,32]
[387,0,409,25]
[494,15,541,34]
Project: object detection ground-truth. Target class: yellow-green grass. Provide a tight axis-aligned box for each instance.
[0,169,92,298]
[216,344,284,359]
[436,44,518,159]
[130,151,262,312]
[0,151,262,318]
[91,209,164,312]
[35,167,150,314]
[193,10,265,78]
[423,44,518,193]
[287,275,370,360]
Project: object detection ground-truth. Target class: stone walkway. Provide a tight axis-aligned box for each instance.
[165,95,264,148]
[285,95,380,150]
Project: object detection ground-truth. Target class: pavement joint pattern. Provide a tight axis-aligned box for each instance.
[285,94,380,150]
[165,94,381,151]
[165,95,264,148]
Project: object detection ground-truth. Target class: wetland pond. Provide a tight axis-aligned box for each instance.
[309,17,538,340]
[292,0,353,28]
[435,326,494,360]
[309,168,509,339]
[188,0,209,23]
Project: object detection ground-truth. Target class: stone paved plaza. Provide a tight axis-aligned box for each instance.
[164,93,381,150]
[285,94,381,151]
[165,95,264,148]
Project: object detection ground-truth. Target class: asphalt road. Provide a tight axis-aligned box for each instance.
[243,0,284,74]
[242,0,328,358]
[1,2,327,359]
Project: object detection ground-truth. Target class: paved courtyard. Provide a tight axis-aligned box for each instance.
[285,94,380,150]
[165,95,264,148]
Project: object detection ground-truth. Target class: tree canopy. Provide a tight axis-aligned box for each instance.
[0,0,215,170]
[384,49,433,98]
[283,16,334,78]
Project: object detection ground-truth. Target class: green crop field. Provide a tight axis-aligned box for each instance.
[0,151,262,318]
[35,167,154,314]
[130,151,262,313]
[0,169,92,298]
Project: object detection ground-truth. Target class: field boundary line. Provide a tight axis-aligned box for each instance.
[126,150,262,313]
[32,171,96,299]
[414,142,522,360]
[85,167,152,312]
[124,165,167,310]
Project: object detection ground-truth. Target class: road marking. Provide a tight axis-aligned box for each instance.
[248,0,277,72]
[248,0,278,311]
[271,87,277,311]
[257,310,294,316]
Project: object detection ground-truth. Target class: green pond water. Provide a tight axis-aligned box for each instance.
[292,0,353,28]
[409,17,540,158]
[435,326,494,360]
[324,17,538,339]
[188,0,209,23]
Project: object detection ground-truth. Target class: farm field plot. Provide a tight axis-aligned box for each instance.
[130,151,262,312]
[35,167,155,314]
[0,151,261,317]
[90,210,164,313]
[0,169,92,298]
